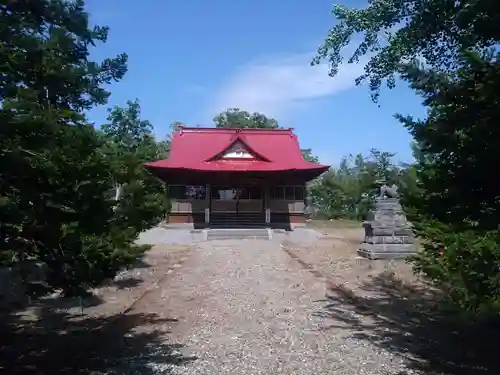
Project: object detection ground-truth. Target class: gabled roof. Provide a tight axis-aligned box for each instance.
[207,138,270,162]
[144,127,329,174]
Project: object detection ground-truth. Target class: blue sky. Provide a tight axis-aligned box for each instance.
[85,0,425,166]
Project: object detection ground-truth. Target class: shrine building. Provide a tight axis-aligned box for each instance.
[144,126,329,229]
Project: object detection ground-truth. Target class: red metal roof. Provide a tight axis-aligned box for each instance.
[144,127,329,174]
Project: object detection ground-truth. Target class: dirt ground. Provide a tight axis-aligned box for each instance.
[7,221,417,326]
[91,237,427,375]
[2,223,498,375]
[287,221,421,294]
[14,244,193,322]
[282,222,498,375]
[1,244,193,374]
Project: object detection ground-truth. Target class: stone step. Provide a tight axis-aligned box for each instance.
[363,225,413,237]
[209,224,267,229]
[365,235,414,244]
[211,214,265,218]
[372,211,406,216]
[360,242,417,252]
[210,217,266,221]
[358,243,417,260]
[209,217,265,221]
[371,214,408,221]
[210,213,266,229]
[374,199,402,207]
[374,199,401,205]
[375,198,399,203]
[357,249,416,260]
[210,220,266,228]
[366,212,406,221]
[375,204,403,212]
[206,228,270,241]
[371,219,410,227]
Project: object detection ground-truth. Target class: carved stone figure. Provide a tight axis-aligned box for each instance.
[358,180,416,260]
[304,195,314,219]
[379,183,399,199]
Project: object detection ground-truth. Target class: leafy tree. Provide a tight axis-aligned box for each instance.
[214,108,279,129]
[315,0,500,313]
[301,148,319,163]
[398,50,500,312]
[101,99,153,149]
[312,0,500,101]
[101,99,169,234]
[309,149,402,220]
[156,138,170,160]
[0,0,147,295]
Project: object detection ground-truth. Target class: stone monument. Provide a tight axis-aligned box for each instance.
[304,195,314,221]
[358,180,417,259]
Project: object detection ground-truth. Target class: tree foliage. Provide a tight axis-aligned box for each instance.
[317,0,500,313]
[101,99,169,235]
[309,149,403,220]
[0,0,156,295]
[312,0,500,101]
[300,148,319,163]
[214,108,279,129]
[399,50,500,313]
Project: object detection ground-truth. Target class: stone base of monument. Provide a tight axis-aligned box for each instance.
[358,197,418,260]
[358,242,417,260]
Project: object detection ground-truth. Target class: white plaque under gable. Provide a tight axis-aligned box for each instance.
[221,141,254,159]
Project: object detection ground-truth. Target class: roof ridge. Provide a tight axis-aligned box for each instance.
[179,126,294,133]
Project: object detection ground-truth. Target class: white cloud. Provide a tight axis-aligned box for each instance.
[210,52,367,118]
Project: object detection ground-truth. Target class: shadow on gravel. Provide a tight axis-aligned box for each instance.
[110,277,144,290]
[17,289,106,311]
[0,307,196,374]
[317,272,500,375]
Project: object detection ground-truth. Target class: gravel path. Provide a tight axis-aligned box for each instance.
[136,227,205,246]
[124,239,416,375]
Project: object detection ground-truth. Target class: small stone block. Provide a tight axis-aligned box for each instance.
[371,226,413,237]
[367,235,414,245]
[357,249,415,260]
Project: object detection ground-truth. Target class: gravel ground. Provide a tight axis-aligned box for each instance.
[14,244,192,323]
[137,226,327,248]
[136,227,205,246]
[280,227,325,247]
[123,239,418,375]
[283,229,420,294]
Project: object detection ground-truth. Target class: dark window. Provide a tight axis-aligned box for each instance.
[247,186,262,199]
[186,186,206,199]
[169,185,186,199]
[169,185,206,200]
[285,186,295,200]
[211,186,263,200]
[295,186,305,200]
[272,185,305,200]
[211,186,222,199]
[237,188,249,200]
[272,186,285,200]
